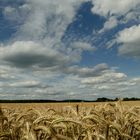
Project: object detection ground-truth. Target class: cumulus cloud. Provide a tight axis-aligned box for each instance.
[0,65,19,80]
[117,24,140,57]
[123,10,140,22]
[99,16,118,33]
[91,0,140,35]
[0,0,140,100]
[66,41,96,63]
[8,80,40,88]
[91,0,140,17]
[81,71,127,84]
[71,41,95,51]
[79,70,140,99]
[0,41,69,68]
[0,40,96,69]
[1,0,94,68]
[0,72,15,80]
[63,63,108,77]
[0,63,140,100]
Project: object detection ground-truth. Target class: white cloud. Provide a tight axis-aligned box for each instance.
[71,41,95,51]
[67,41,96,63]
[123,10,140,23]
[3,6,15,14]
[0,65,19,80]
[81,71,127,84]
[91,0,140,17]
[9,80,40,88]
[0,63,140,100]
[63,63,108,77]
[1,0,92,67]
[91,0,140,35]
[117,24,140,57]
[99,16,118,33]
[3,4,31,22]
[0,0,140,100]
[14,0,86,42]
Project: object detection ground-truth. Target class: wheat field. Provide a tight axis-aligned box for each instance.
[0,100,140,140]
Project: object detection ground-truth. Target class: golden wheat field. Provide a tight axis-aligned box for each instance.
[0,101,140,140]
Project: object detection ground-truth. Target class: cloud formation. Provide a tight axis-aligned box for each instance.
[99,16,118,33]
[0,0,140,100]
[91,0,140,17]
[71,41,95,51]
[81,71,127,84]
[63,63,108,77]
[0,41,69,68]
[13,0,87,42]
[117,24,140,57]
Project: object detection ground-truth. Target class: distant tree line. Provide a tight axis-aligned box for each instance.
[0,97,140,103]
[95,97,140,102]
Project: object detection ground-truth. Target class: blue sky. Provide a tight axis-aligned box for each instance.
[0,0,140,100]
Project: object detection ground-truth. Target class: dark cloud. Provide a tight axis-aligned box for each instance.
[3,52,67,68]
[0,41,69,68]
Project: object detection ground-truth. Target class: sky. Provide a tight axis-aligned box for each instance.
[0,0,140,100]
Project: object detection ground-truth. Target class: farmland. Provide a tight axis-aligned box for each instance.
[0,101,140,140]
[1,100,140,110]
